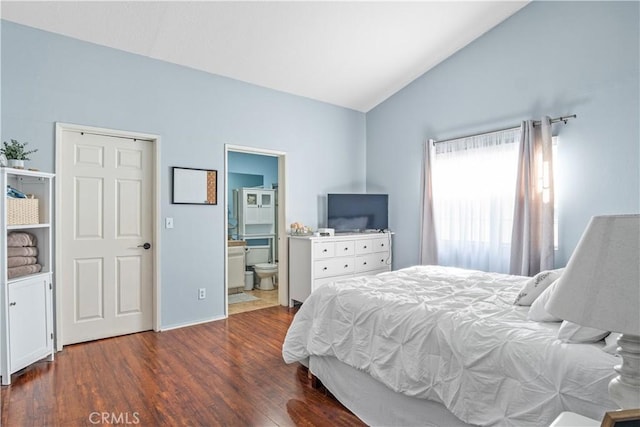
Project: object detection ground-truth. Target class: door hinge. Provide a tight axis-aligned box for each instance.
[50,333,54,340]
[49,282,53,290]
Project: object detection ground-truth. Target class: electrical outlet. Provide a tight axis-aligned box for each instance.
[198,288,206,300]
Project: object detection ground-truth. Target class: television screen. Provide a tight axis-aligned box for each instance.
[327,193,388,232]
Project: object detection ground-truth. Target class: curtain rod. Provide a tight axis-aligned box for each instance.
[431,114,576,145]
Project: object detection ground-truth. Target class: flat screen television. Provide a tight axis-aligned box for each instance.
[327,193,388,232]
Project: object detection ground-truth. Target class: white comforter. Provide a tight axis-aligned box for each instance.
[282,266,618,426]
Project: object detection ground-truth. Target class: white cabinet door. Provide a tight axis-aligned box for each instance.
[259,191,273,209]
[8,275,53,373]
[243,190,274,225]
[227,246,246,290]
[244,190,261,223]
[257,205,274,224]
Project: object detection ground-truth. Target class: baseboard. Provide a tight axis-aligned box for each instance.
[160,315,226,331]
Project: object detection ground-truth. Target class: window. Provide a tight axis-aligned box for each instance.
[431,128,520,273]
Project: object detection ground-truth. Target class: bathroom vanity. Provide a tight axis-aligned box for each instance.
[227,240,246,293]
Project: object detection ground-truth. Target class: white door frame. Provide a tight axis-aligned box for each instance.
[224,144,288,312]
[54,123,162,351]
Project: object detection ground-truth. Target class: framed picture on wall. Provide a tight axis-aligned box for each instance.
[172,167,217,205]
[601,409,640,427]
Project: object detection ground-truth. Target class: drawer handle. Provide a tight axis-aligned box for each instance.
[323,249,328,253]
[323,267,328,271]
[344,264,349,268]
[363,245,367,249]
[381,259,385,262]
[363,261,367,265]
[344,247,349,251]
[9,302,16,306]
[380,243,385,247]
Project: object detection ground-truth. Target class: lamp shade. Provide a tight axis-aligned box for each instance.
[546,214,640,335]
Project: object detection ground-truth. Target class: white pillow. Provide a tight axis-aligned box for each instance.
[527,279,562,322]
[557,320,609,343]
[514,268,564,306]
[603,333,622,355]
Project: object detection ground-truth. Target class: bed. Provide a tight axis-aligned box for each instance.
[282,265,618,426]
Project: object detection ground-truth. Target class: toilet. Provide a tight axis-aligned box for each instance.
[253,263,278,290]
[245,245,278,290]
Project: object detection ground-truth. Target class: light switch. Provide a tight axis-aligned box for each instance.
[165,217,174,229]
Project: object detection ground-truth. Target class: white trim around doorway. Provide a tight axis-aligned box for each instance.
[224,144,288,314]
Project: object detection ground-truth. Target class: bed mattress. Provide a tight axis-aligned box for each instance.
[310,355,473,427]
[282,265,617,426]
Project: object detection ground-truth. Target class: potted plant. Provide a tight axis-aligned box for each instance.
[1,139,38,169]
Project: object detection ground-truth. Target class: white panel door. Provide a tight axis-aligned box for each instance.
[60,131,153,345]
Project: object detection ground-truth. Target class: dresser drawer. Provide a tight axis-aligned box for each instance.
[334,241,355,257]
[314,241,355,259]
[314,258,355,278]
[355,237,389,254]
[314,241,335,258]
[355,239,373,254]
[371,236,390,252]
[355,253,390,273]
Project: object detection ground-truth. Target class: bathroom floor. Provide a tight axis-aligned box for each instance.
[228,288,279,315]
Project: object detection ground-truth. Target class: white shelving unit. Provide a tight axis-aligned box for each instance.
[1,167,55,385]
[235,188,275,236]
[234,187,276,262]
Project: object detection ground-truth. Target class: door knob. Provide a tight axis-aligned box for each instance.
[138,242,151,250]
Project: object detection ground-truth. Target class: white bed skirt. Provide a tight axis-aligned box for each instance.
[309,355,475,427]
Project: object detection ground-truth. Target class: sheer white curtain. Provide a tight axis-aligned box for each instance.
[430,128,520,273]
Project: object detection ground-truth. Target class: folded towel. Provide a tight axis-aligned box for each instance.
[7,246,38,257]
[7,256,38,268]
[8,264,42,279]
[7,185,27,198]
[7,232,37,247]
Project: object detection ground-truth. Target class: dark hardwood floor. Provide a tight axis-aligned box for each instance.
[1,306,365,426]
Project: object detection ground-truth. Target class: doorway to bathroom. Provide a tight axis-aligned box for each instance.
[224,145,287,315]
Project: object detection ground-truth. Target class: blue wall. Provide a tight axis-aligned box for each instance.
[366,1,640,269]
[228,151,278,189]
[2,1,638,328]
[1,21,366,329]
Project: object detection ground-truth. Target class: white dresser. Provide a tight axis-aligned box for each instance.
[288,232,392,306]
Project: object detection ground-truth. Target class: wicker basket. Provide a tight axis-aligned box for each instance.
[7,198,39,225]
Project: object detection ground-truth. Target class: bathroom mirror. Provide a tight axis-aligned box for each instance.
[172,167,217,205]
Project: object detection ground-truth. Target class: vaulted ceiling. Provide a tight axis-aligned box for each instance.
[1,1,528,112]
